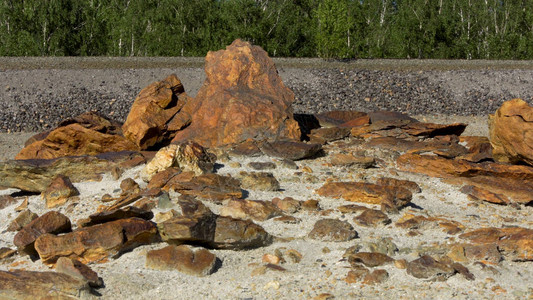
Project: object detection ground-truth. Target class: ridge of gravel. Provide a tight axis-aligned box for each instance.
[1,59,533,133]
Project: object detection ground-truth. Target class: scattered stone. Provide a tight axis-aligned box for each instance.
[301,199,320,211]
[14,197,28,212]
[367,238,398,256]
[0,151,146,192]
[0,195,17,209]
[406,255,456,281]
[348,252,394,267]
[394,259,407,269]
[0,270,92,299]
[0,248,16,260]
[277,158,298,169]
[122,74,191,150]
[309,127,351,144]
[274,215,301,224]
[220,199,282,221]
[172,39,300,147]
[489,98,533,166]
[316,181,411,208]
[396,214,464,234]
[77,206,154,227]
[213,216,273,250]
[337,204,368,214]
[259,140,322,161]
[376,177,421,193]
[313,293,335,300]
[230,140,263,157]
[248,162,276,170]
[345,265,370,284]
[7,209,38,232]
[157,204,217,244]
[34,218,158,266]
[272,197,301,213]
[315,111,368,127]
[286,249,303,263]
[42,175,79,208]
[363,269,389,285]
[459,227,533,261]
[120,178,140,196]
[14,211,72,256]
[262,253,281,265]
[308,219,357,242]
[353,209,391,227]
[460,185,510,205]
[329,153,375,168]
[239,171,280,191]
[451,262,475,281]
[16,113,138,160]
[165,173,243,203]
[447,243,502,264]
[146,245,216,277]
[402,122,467,137]
[141,142,214,182]
[55,257,103,287]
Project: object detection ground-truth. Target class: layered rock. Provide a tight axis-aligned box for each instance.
[171,39,300,148]
[16,112,138,160]
[122,74,193,150]
[146,245,216,277]
[489,98,533,166]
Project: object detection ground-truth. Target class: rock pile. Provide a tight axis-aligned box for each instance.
[0,40,532,298]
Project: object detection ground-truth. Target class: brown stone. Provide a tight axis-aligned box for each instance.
[259,140,322,161]
[247,161,276,170]
[316,181,411,208]
[230,140,263,157]
[376,177,421,193]
[147,167,181,189]
[42,175,79,208]
[55,257,103,287]
[14,211,71,256]
[0,270,91,299]
[315,111,368,127]
[141,141,214,182]
[16,123,138,160]
[157,206,217,245]
[329,153,375,168]
[353,209,391,227]
[220,199,281,221]
[457,138,493,162]
[77,206,153,227]
[165,173,243,203]
[401,122,467,137]
[459,227,533,261]
[363,269,389,285]
[460,185,510,205]
[447,243,502,264]
[0,247,16,260]
[0,194,17,209]
[239,171,280,191]
[0,151,146,192]
[212,216,273,249]
[120,178,140,196]
[348,252,394,267]
[146,245,216,277]
[301,199,321,211]
[406,255,456,281]
[395,214,464,234]
[171,40,300,148]
[272,197,301,213]
[34,218,158,266]
[308,219,357,242]
[7,209,38,232]
[397,153,533,204]
[337,204,368,214]
[345,265,370,284]
[122,74,191,150]
[489,98,533,166]
[309,127,351,144]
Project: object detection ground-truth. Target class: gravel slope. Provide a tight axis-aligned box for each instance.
[0,58,532,133]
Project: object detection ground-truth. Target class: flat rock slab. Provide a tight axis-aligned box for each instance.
[308,219,357,242]
[146,245,216,277]
[316,181,412,207]
[0,270,92,299]
[259,141,322,161]
[14,211,71,256]
[0,151,146,192]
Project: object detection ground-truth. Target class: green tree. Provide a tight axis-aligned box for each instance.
[314,0,354,58]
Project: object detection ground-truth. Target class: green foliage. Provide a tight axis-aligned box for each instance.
[0,0,533,59]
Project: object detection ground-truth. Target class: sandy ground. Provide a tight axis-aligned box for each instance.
[1,116,532,299]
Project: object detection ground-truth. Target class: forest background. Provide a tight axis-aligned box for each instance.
[1,0,533,59]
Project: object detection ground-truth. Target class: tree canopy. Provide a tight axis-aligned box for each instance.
[1,0,532,59]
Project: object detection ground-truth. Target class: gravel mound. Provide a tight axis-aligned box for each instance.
[1,63,532,132]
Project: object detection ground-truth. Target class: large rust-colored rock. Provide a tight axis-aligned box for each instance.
[489,98,533,166]
[14,211,72,256]
[397,153,533,204]
[0,151,146,192]
[316,181,412,207]
[34,218,158,266]
[55,257,103,287]
[16,123,138,160]
[146,245,216,277]
[459,227,533,261]
[122,74,193,150]
[0,270,92,299]
[171,39,300,148]
[165,173,243,203]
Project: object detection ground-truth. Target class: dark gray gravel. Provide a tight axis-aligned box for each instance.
[1,59,532,133]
